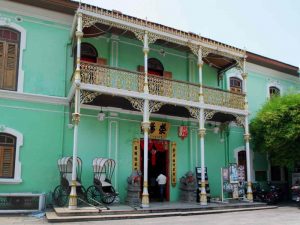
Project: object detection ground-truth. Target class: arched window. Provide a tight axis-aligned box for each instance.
[148,58,164,76]
[80,43,98,63]
[74,43,98,65]
[269,86,280,98]
[0,133,16,178]
[0,27,20,91]
[230,77,243,93]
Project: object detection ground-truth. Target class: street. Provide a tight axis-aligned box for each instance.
[0,205,299,225]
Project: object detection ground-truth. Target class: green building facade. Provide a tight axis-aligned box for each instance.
[0,0,299,207]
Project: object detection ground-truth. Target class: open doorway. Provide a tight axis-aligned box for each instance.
[140,139,169,202]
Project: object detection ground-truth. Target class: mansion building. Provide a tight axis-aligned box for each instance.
[0,0,299,209]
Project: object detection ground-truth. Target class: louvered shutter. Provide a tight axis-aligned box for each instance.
[3,43,18,90]
[0,41,4,89]
[0,146,15,178]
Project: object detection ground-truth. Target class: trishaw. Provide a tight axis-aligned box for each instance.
[52,157,86,207]
[86,158,118,205]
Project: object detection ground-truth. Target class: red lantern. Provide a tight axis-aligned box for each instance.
[178,126,188,140]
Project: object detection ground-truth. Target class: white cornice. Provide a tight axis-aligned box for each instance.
[0,90,67,105]
[246,62,300,84]
[0,0,73,26]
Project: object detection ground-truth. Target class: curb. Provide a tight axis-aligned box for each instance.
[46,205,277,222]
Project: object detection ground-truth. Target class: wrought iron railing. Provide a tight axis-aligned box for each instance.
[79,62,245,110]
[80,62,144,92]
[203,86,245,110]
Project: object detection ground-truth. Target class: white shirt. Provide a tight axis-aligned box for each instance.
[156,174,167,185]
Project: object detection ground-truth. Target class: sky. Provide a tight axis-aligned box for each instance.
[78,0,300,67]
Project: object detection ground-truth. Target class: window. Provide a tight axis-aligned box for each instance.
[148,58,164,76]
[0,27,20,91]
[74,42,98,65]
[0,127,23,184]
[0,133,16,178]
[269,86,280,98]
[230,77,243,93]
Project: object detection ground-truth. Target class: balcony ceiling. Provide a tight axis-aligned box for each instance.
[89,95,237,123]
[83,23,237,71]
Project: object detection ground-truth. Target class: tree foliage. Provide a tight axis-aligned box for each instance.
[250,94,300,168]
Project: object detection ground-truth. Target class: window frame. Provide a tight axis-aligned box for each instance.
[0,19,26,93]
[0,27,21,91]
[266,81,282,99]
[269,86,281,98]
[0,126,23,184]
[0,133,16,178]
[229,77,243,93]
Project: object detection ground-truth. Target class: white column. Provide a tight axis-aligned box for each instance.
[241,56,253,201]
[242,57,248,109]
[197,47,207,205]
[69,13,83,210]
[143,31,149,94]
[244,116,253,202]
[141,100,150,208]
[199,108,207,205]
[198,47,204,103]
[141,31,150,208]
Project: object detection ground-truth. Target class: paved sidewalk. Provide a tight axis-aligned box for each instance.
[0,205,300,225]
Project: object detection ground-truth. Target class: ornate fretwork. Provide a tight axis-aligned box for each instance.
[187,107,200,120]
[187,42,200,56]
[125,97,164,114]
[132,30,144,42]
[149,101,164,113]
[82,14,145,43]
[132,30,159,44]
[126,97,144,112]
[232,114,246,128]
[235,57,244,72]
[79,61,245,110]
[80,90,101,103]
[203,86,245,110]
[204,110,216,121]
[201,47,211,58]
[148,33,160,44]
[82,14,99,28]
[80,62,144,92]
[148,75,199,102]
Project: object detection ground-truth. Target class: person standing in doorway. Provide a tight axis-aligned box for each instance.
[156,173,167,202]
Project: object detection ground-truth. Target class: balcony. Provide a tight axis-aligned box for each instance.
[79,62,245,111]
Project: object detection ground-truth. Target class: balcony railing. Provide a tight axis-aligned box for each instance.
[80,62,245,110]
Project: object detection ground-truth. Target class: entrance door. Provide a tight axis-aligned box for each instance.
[140,139,169,201]
[238,150,247,180]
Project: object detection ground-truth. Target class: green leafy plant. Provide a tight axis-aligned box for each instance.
[250,94,300,168]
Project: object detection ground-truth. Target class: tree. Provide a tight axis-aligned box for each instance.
[250,93,300,168]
